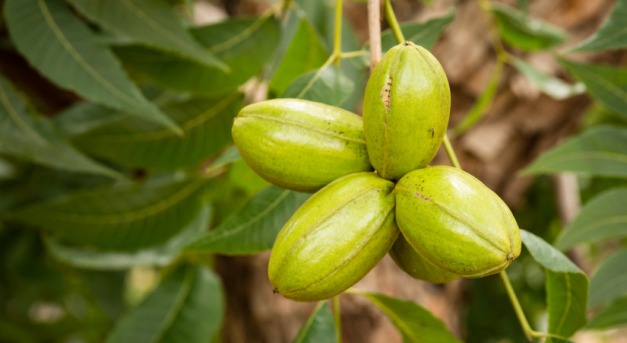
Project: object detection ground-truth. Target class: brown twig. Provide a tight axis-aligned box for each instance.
[368,0,382,70]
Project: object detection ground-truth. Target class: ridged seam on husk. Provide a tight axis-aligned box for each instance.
[279,207,396,297]
[272,181,392,278]
[390,235,460,282]
[234,114,367,145]
[271,175,395,294]
[394,185,515,277]
[395,185,510,255]
[378,45,404,179]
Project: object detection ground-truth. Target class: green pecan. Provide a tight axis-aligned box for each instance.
[232,98,371,192]
[268,172,398,301]
[363,42,451,180]
[395,166,521,278]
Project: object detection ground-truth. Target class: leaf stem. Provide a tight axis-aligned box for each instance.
[333,0,343,63]
[333,296,343,343]
[500,271,534,341]
[340,51,368,59]
[281,0,293,17]
[442,134,461,169]
[384,0,406,43]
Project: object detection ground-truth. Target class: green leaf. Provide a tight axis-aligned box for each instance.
[54,101,127,137]
[3,0,179,131]
[588,249,627,308]
[360,292,461,343]
[523,126,627,178]
[491,3,568,51]
[55,88,189,136]
[208,145,241,170]
[66,0,226,70]
[0,76,120,178]
[381,11,455,51]
[560,59,627,119]
[282,65,354,107]
[556,188,627,249]
[520,230,588,338]
[293,302,336,343]
[115,15,280,95]
[106,265,223,343]
[73,93,243,171]
[573,0,627,52]
[270,14,328,94]
[9,176,210,251]
[587,296,627,329]
[44,204,211,270]
[186,186,309,255]
[511,58,585,100]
